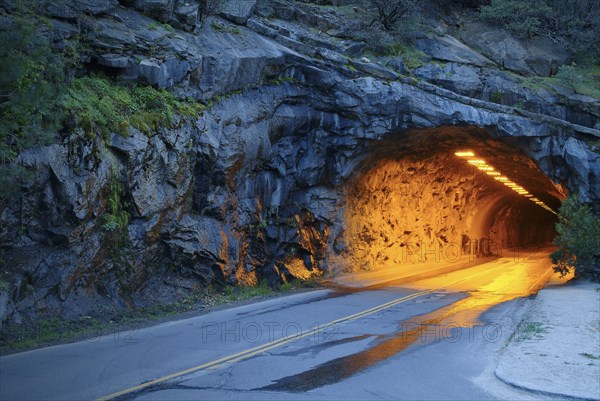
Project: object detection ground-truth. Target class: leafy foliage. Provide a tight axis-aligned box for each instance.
[551,196,600,279]
[60,76,204,138]
[101,174,130,249]
[0,4,67,199]
[480,0,600,58]
[555,65,583,90]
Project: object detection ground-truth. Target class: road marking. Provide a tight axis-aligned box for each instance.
[94,261,509,401]
[94,290,431,401]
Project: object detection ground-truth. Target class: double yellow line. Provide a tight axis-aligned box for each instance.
[95,261,507,401]
[94,289,433,401]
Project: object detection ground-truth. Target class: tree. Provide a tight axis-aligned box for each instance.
[197,0,221,24]
[364,0,417,31]
[480,0,600,58]
[551,196,600,280]
[0,1,66,200]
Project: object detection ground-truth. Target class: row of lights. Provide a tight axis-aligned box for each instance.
[455,151,557,215]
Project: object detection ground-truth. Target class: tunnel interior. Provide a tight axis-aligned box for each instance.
[341,126,565,271]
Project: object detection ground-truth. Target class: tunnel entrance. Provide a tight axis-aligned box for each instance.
[341,126,565,272]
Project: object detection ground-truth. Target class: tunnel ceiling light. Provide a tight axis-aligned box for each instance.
[455,150,557,215]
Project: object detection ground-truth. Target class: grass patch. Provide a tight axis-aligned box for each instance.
[580,353,600,360]
[280,277,321,292]
[572,64,600,99]
[372,43,428,72]
[220,281,273,302]
[210,21,241,35]
[147,21,175,33]
[519,64,600,99]
[59,75,205,138]
[517,321,547,341]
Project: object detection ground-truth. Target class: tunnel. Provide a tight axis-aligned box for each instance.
[339,126,565,272]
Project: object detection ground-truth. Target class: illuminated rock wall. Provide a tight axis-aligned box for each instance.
[344,155,479,271]
[339,131,561,272]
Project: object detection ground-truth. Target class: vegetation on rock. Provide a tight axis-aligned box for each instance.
[60,76,204,139]
[0,3,67,199]
[101,174,130,249]
[480,0,600,59]
[551,196,600,280]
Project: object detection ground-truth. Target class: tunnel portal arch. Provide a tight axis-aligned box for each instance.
[339,126,565,271]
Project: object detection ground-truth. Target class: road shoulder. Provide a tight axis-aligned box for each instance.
[495,280,600,400]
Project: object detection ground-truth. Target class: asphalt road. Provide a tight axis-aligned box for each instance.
[0,247,562,401]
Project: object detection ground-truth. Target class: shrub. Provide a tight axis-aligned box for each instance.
[362,0,417,31]
[555,65,583,91]
[101,174,130,249]
[480,0,551,37]
[0,3,66,199]
[551,196,600,280]
[480,0,600,58]
[197,0,221,23]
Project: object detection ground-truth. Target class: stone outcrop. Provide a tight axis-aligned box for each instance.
[0,0,598,327]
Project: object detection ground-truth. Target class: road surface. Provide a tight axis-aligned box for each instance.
[0,247,564,401]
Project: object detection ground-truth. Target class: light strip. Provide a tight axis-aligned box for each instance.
[455,150,557,215]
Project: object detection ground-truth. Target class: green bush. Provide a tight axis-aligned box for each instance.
[480,0,550,37]
[551,196,600,279]
[0,3,66,199]
[480,0,600,59]
[555,65,583,91]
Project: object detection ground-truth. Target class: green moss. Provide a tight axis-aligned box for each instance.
[491,90,502,104]
[210,21,241,35]
[59,76,205,138]
[147,21,176,33]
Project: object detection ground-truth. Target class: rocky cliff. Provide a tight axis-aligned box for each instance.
[0,0,598,328]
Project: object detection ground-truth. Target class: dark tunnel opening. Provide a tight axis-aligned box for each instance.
[340,126,564,271]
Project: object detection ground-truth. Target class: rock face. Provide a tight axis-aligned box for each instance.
[0,0,598,327]
[459,22,571,77]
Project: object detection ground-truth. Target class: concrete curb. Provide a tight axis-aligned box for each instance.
[494,282,600,401]
[495,367,600,401]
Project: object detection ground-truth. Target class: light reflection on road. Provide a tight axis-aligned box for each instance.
[260,246,573,392]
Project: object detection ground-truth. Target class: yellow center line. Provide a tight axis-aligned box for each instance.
[94,262,505,401]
